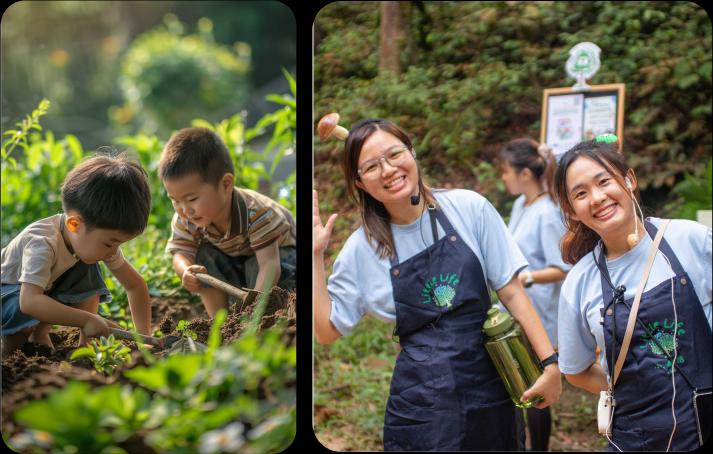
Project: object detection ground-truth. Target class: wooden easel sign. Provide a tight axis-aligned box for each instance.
[540,83,625,158]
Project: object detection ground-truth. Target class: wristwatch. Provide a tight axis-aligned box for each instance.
[539,352,559,369]
[523,270,534,288]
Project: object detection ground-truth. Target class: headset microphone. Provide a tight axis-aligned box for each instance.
[410,194,420,206]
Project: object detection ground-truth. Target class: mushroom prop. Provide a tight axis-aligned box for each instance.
[317,113,349,141]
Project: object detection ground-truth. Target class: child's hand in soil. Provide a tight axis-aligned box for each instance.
[182,265,208,294]
[79,313,121,345]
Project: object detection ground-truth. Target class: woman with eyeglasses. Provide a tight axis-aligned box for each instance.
[314,118,562,451]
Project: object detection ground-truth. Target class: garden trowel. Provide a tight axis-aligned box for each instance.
[109,328,205,351]
[193,272,263,308]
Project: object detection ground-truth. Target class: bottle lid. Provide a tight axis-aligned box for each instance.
[483,306,513,337]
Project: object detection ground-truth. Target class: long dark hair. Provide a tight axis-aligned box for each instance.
[342,119,434,258]
[553,140,640,264]
[499,138,557,202]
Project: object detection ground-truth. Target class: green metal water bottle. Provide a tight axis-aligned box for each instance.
[483,306,544,408]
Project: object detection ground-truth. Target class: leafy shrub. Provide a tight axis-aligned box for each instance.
[663,158,713,220]
[115,15,251,135]
[1,99,84,247]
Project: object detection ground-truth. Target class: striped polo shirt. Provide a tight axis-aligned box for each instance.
[165,187,296,258]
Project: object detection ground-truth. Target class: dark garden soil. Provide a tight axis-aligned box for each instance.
[1,287,296,441]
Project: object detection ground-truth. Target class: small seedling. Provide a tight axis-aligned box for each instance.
[175,320,198,340]
[70,334,131,375]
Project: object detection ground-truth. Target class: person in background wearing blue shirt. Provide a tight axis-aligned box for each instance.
[499,138,571,451]
[554,138,711,451]
[313,118,562,451]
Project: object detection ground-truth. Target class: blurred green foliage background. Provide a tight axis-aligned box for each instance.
[2,1,295,146]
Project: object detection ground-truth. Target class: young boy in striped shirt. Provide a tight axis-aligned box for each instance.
[158,128,296,316]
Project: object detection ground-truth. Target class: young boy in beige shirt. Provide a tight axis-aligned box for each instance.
[1,153,153,356]
[159,127,296,317]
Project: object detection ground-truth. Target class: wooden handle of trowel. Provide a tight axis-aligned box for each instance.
[193,272,260,300]
[109,328,162,347]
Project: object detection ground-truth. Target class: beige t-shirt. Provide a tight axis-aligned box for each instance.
[1,214,125,290]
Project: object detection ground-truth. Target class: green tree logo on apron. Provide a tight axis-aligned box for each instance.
[421,273,460,308]
[638,319,686,373]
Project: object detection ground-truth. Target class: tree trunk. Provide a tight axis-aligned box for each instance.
[379,1,411,75]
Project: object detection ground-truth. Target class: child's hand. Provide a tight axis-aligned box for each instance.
[81,313,120,340]
[182,265,208,293]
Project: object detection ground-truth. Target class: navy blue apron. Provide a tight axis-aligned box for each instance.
[599,220,712,451]
[383,205,524,451]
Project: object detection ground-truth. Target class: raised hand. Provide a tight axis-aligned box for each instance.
[313,190,338,257]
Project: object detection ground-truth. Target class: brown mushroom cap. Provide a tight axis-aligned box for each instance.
[317,113,340,141]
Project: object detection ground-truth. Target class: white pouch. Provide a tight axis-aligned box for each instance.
[597,390,615,436]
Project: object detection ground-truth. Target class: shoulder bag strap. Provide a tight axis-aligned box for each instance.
[612,219,671,387]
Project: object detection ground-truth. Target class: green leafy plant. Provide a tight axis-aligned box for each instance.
[11,381,152,453]
[1,99,84,247]
[11,312,295,453]
[175,319,198,341]
[664,158,712,220]
[1,98,51,167]
[70,335,132,375]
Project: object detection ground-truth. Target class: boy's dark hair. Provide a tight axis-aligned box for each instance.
[158,127,234,185]
[61,152,152,235]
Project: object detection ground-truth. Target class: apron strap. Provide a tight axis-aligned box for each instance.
[643,219,685,275]
[597,249,615,305]
[612,219,670,387]
[389,205,455,267]
[428,205,438,244]
[432,205,457,236]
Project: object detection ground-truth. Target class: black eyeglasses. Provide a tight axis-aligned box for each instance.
[357,146,413,180]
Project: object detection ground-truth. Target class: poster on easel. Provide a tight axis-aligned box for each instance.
[540,83,625,157]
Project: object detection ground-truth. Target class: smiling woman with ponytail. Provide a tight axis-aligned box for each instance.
[554,138,712,451]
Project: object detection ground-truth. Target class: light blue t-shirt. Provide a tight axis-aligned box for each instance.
[557,218,712,377]
[328,189,528,336]
[500,195,571,348]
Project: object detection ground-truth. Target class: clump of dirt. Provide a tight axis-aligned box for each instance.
[151,297,204,328]
[161,287,296,348]
[157,315,176,335]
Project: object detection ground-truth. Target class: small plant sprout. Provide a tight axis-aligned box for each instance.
[175,320,198,340]
[70,334,131,375]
